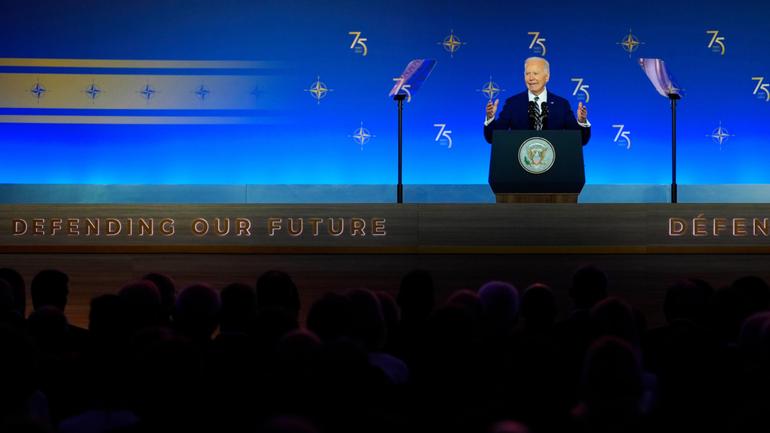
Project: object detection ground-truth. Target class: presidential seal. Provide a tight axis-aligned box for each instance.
[518,137,555,174]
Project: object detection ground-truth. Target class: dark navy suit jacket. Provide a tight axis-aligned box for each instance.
[483,90,591,145]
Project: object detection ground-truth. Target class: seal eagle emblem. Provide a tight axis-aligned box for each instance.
[518,137,555,174]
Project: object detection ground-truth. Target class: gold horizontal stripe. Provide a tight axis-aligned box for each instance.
[1,245,769,255]
[0,58,275,69]
[0,74,272,109]
[0,115,272,125]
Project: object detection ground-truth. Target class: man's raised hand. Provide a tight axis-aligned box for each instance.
[577,101,588,123]
[486,98,499,121]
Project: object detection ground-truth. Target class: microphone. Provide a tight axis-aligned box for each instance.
[540,101,549,129]
[528,101,538,119]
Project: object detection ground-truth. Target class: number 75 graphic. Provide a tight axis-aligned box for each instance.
[433,124,453,149]
[752,77,770,101]
[348,31,368,56]
[571,78,590,102]
[612,124,632,150]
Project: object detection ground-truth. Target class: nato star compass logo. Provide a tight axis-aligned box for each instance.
[707,122,732,150]
[350,122,375,150]
[617,29,644,57]
[30,80,47,102]
[305,76,333,104]
[519,137,555,174]
[477,75,504,100]
[438,30,466,58]
[138,83,158,103]
[250,85,262,101]
[83,81,102,102]
[194,84,211,101]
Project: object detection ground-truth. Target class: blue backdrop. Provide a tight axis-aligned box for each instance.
[1,0,768,185]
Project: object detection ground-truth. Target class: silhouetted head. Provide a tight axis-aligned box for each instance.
[663,279,712,325]
[256,270,300,319]
[759,317,770,367]
[422,304,477,370]
[397,269,435,324]
[590,297,639,346]
[347,288,386,352]
[375,290,400,345]
[731,275,770,320]
[142,272,177,322]
[520,283,557,329]
[446,289,482,322]
[570,265,608,310]
[478,281,520,333]
[580,336,643,417]
[250,306,298,351]
[0,279,14,314]
[316,337,379,392]
[119,280,163,333]
[173,283,221,342]
[128,332,199,422]
[274,329,322,383]
[30,269,69,312]
[26,305,69,353]
[219,282,257,334]
[0,324,37,414]
[276,329,322,361]
[0,268,25,317]
[306,292,354,343]
[0,279,23,329]
[89,293,129,344]
[738,311,770,361]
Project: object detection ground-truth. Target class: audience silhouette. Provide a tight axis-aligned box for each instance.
[0,265,767,433]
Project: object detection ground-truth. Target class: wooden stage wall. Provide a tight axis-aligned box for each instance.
[3,204,770,327]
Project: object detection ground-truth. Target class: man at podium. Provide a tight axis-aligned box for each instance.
[483,57,591,145]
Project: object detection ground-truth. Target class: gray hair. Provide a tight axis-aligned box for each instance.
[524,57,550,75]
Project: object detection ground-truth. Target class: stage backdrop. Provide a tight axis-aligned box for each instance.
[1,0,769,186]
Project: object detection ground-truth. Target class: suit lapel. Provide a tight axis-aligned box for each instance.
[512,91,530,129]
